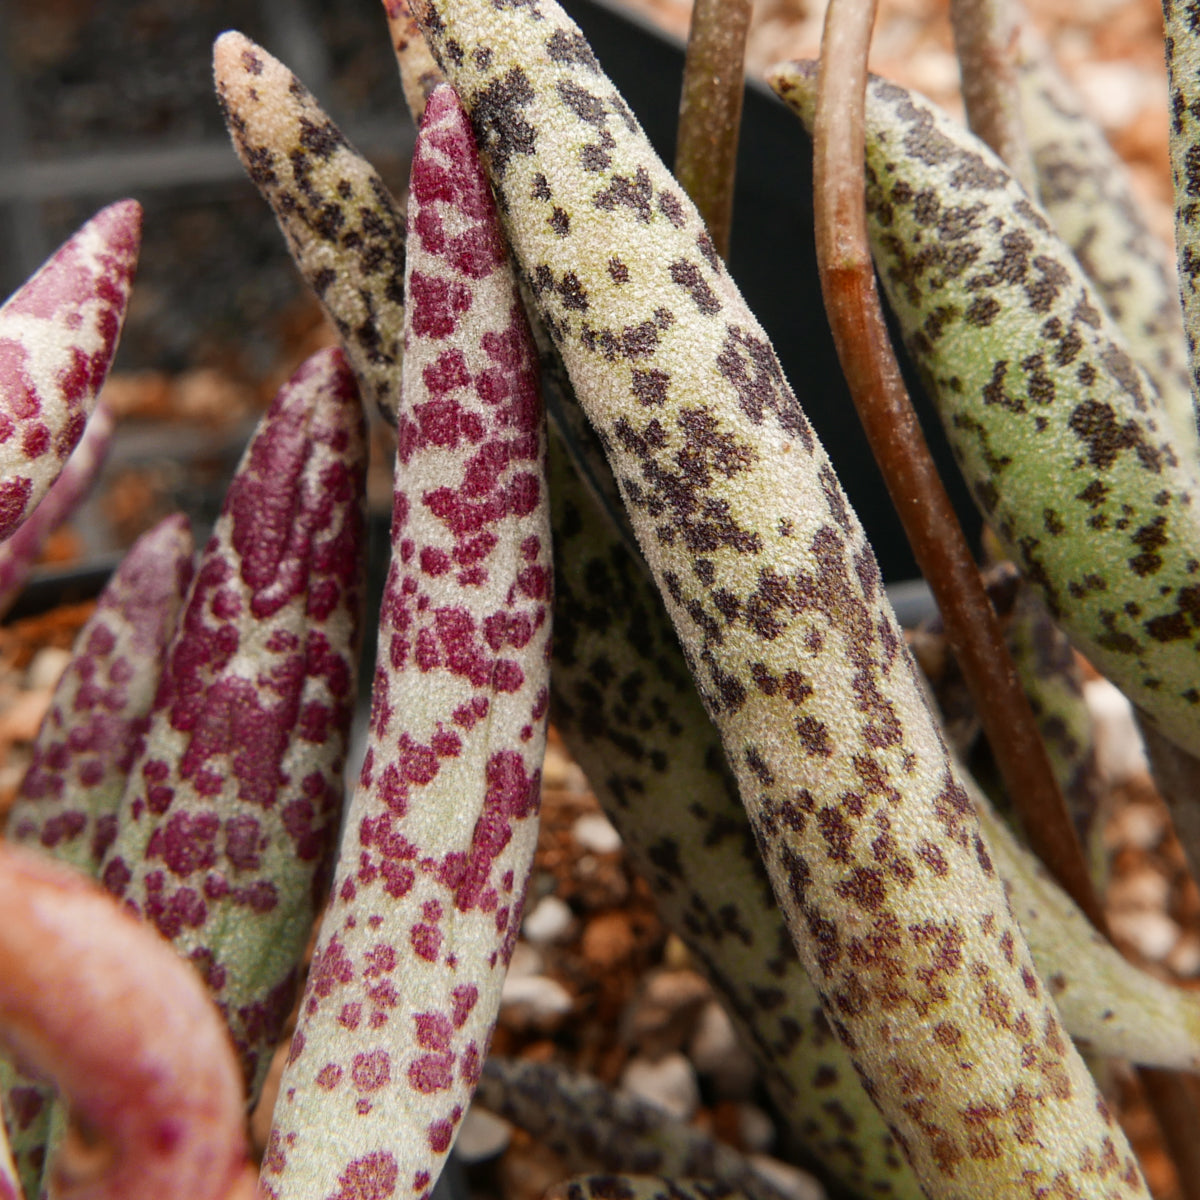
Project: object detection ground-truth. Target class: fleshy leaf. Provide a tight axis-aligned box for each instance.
[97,347,368,1099]
[0,201,140,542]
[476,1059,787,1200]
[1017,25,1197,459]
[0,397,116,619]
[214,33,407,424]
[408,2,1148,1193]
[1163,1,1200,428]
[0,844,254,1200]
[259,86,551,1200]
[547,431,920,1200]
[773,61,1200,765]
[2,513,194,1196]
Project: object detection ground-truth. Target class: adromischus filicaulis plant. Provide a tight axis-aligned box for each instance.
[14,2,1200,1200]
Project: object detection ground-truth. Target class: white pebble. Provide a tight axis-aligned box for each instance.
[747,1155,826,1200]
[1084,679,1148,785]
[505,941,544,980]
[454,1105,512,1163]
[619,1053,700,1121]
[572,811,622,854]
[499,973,573,1021]
[523,895,575,945]
[736,1103,775,1154]
[1109,910,1180,962]
[688,1000,755,1099]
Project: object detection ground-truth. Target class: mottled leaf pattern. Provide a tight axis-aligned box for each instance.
[1164,0,1200,426]
[1,513,194,1198]
[975,777,1200,1070]
[547,432,920,1200]
[0,845,254,1200]
[259,85,551,1200]
[774,62,1200,765]
[214,34,407,424]
[6,513,194,876]
[547,1177,748,1200]
[98,347,368,1098]
[0,201,140,542]
[409,2,1147,1193]
[475,1059,787,1200]
[0,397,115,618]
[1017,25,1197,458]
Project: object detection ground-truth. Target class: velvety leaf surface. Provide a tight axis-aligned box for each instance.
[547,430,920,1200]
[1,513,194,1196]
[259,86,551,1200]
[214,33,407,424]
[0,201,140,542]
[1017,25,1197,460]
[0,844,254,1200]
[0,397,115,618]
[98,347,368,1099]
[409,2,1148,1193]
[774,61,1200,767]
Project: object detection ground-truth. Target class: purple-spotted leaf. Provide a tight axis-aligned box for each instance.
[98,347,368,1100]
[409,1,1148,1193]
[0,201,140,543]
[476,1059,788,1200]
[259,85,551,1200]
[0,844,255,1200]
[0,397,116,619]
[7,510,194,873]
[214,33,407,424]
[2,513,194,1198]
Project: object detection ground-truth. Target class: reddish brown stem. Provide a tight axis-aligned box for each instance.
[811,0,1104,931]
[674,0,752,260]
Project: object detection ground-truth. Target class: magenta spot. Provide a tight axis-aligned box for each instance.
[491,660,524,693]
[412,923,442,961]
[0,476,33,539]
[427,1120,454,1154]
[316,1063,343,1090]
[40,811,85,848]
[101,856,130,897]
[351,1049,391,1092]
[339,1003,362,1030]
[410,271,472,339]
[460,1044,482,1085]
[431,728,461,758]
[413,1171,431,1192]
[203,872,230,900]
[364,944,398,977]
[414,1011,454,1051]
[451,984,479,1027]
[379,764,409,816]
[310,936,355,999]
[330,1151,399,1200]
[147,783,176,814]
[422,898,444,922]
[408,1052,454,1094]
[420,547,451,577]
[224,813,264,871]
[398,733,440,785]
[158,810,220,876]
[381,861,415,898]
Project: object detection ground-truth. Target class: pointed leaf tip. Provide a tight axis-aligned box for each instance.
[0,200,141,543]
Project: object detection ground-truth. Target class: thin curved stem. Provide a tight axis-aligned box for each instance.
[674,0,752,260]
[811,0,1105,931]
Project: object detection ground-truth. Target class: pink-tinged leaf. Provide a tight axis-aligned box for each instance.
[0,844,254,1200]
[7,511,194,876]
[260,86,551,1200]
[2,513,193,1198]
[0,397,116,618]
[0,201,140,543]
[98,347,368,1100]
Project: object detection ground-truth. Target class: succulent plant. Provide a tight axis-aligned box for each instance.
[11,1,1200,1199]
